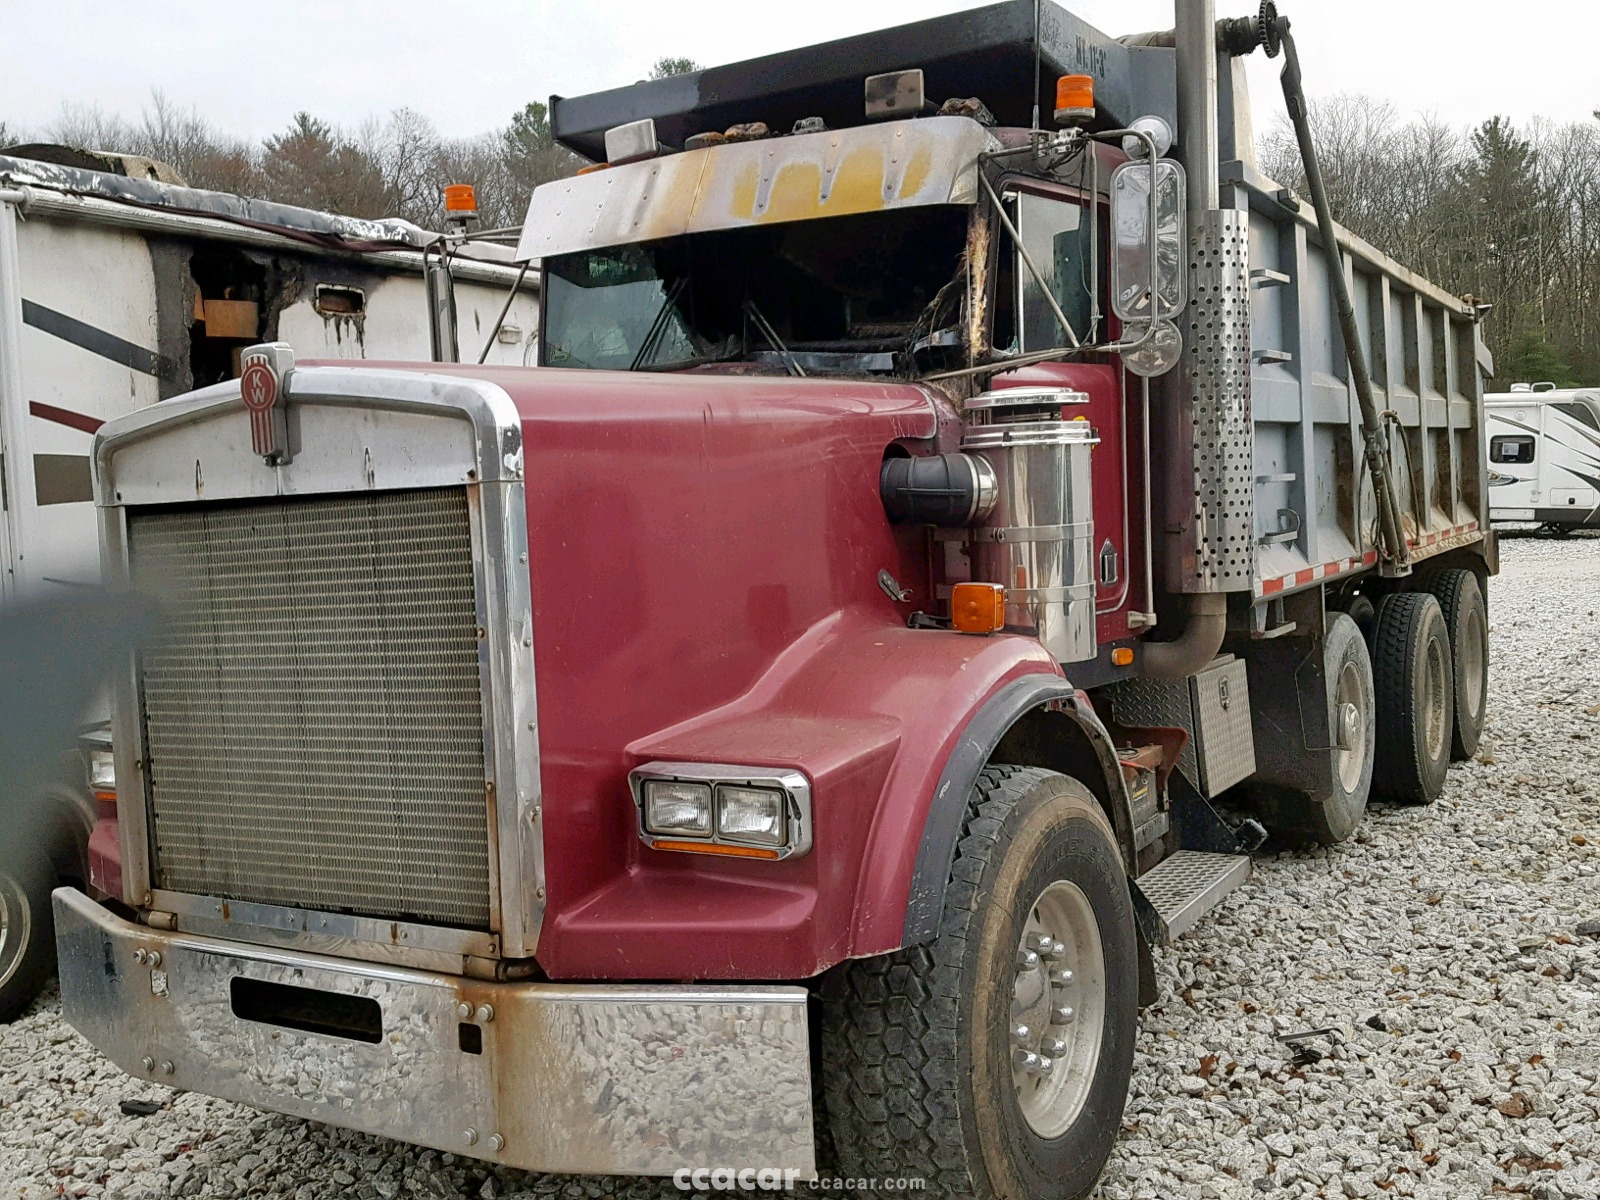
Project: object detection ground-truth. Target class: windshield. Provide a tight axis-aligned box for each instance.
[541,208,971,375]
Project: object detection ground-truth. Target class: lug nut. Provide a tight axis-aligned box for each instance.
[488,1133,504,1152]
[160,1061,174,1076]
[1012,1048,1042,1072]
[1011,1023,1032,1045]
[475,1004,495,1023]
[1015,948,1040,970]
[456,1002,472,1019]
[1026,932,1051,954]
[1034,1054,1055,1075]
[1050,968,1075,986]
[1041,938,1066,961]
[1050,1005,1076,1025]
[464,1129,479,1147]
[1044,1036,1069,1057]
[140,1056,155,1073]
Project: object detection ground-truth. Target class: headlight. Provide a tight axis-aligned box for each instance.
[629,763,812,860]
[88,748,116,791]
[715,785,787,846]
[642,779,713,836]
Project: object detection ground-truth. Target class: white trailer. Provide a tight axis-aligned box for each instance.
[1486,383,1600,531]
[0,152,541,601]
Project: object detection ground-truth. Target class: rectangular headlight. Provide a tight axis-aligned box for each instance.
[642,779,713,836]
[716,785,787,847]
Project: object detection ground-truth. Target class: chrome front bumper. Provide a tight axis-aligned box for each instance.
[53,889,814,1176]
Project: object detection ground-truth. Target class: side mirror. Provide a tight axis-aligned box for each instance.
[1109,158,1187,323]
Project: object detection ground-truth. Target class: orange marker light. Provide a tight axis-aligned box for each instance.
[1111,647,1135,667]
[1054,75,1096,125]
[651,839,782,860]
[952,582,1006,635]
[443,184,478,214]
[576,162,612,176]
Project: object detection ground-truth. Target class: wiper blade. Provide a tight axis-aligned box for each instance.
[629,276,689,371]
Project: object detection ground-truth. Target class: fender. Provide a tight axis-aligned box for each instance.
[892,676,1137,948]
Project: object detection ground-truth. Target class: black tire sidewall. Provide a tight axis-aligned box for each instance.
[1372,593,1454,804]
[0,853,56,1023]
[965,778,1138,1200]
[1431,569,1488,760]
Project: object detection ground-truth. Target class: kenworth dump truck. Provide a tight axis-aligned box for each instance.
[55,3,1494,1196]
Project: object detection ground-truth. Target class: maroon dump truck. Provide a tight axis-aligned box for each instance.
[56,3,1494,1196]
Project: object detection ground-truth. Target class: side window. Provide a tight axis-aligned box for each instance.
[1489,435,1536,464]
[994,192,1094,355]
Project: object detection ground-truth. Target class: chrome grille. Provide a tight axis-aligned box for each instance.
[127,488,492,929]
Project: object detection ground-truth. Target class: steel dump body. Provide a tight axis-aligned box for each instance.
[1193,159,1490,602]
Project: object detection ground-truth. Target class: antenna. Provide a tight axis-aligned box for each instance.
[1031,0,1043,131]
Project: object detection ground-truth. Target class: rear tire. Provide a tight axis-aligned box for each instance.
[1266,613,1375,845]
[821,766,1137,1200]
[0,854,56,1023]
[1370,592,1454,805]
[1428,569,1488,760]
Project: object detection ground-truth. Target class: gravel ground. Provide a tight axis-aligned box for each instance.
[3,532,1598,1200]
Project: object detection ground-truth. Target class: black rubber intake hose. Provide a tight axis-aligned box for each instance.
[880,453,997,527]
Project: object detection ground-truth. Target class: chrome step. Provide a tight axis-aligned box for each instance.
[1132,850,1251,945]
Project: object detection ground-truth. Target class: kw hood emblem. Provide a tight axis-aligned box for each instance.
[239,342,295,465]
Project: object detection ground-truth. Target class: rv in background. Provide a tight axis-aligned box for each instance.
[0,148,540,598]
[1486,383,1600,532]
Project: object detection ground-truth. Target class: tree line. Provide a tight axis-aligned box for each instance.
[0,57,697,232]
[1260,97,1600,387]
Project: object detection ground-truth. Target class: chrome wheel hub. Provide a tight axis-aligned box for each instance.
[1333,661,1368,793]
[1424,638,1449,760]
[1008,880,1106,1138]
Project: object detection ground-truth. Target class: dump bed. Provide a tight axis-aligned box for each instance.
[1210,158,1490,600]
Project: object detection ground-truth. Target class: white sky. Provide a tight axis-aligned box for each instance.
[2,1,1596,143]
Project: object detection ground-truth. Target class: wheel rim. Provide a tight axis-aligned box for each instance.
[1460,606,1486,722]
[0,872,32,992]
[1008,880,1106,1139]
[1333,660,1368,793]
[1423,636,1449,761]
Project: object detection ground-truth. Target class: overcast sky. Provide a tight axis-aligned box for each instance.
[3,1,1596,144]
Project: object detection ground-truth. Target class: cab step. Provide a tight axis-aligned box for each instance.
[1131,851,1251,946]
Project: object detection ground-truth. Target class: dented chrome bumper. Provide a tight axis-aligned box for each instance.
[53,888,814,1176]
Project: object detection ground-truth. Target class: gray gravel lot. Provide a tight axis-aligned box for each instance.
[3,533,1598,1200]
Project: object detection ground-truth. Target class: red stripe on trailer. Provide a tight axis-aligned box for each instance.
[1257,524,1477,598]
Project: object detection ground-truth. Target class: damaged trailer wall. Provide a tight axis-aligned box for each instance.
[2,203,538,595]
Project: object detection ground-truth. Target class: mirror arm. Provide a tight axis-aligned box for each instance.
[1089,128,1164,358]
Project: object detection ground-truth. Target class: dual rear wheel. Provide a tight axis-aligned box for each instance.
[1289,568,1487,841]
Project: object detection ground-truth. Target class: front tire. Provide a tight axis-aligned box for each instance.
[1370,592,1454,805]
[822,766,1137,1200]
[0,854,56,1023]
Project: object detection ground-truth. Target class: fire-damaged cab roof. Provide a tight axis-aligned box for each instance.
[549,0,1176,161]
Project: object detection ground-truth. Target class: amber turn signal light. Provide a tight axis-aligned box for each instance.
[952,582,1006,635]
[1111,647,1135,667]
[650,839,783,861]
[1054,74,1095,125]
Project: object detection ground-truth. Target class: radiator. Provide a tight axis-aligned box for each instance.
[127,487,493,929]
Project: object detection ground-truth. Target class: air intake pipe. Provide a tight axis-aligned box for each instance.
[880,453,997,527]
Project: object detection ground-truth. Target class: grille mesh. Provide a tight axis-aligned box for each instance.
[128,488,492,929]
